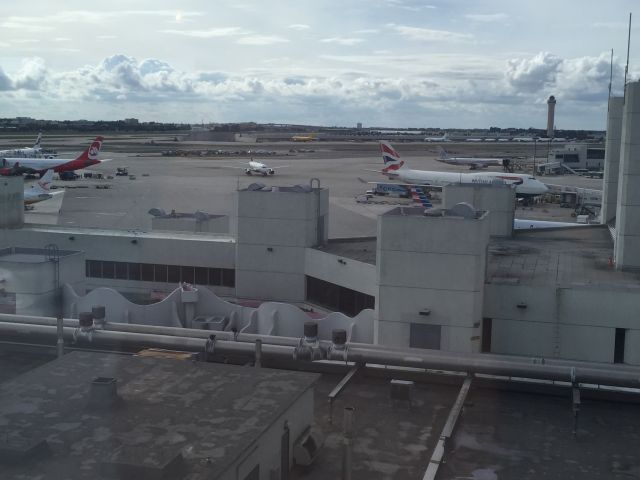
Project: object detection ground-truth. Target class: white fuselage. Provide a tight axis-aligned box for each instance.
[1,157,68,171]
[246,160,274,176]
[388,168,549,196]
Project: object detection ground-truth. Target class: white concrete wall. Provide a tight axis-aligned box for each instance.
[443,184,515,237]
[0,176,24,229]
[601,97,624,224]
[616,81,640,269]
[377,209,490,352]
[236,188,329,302]
[0,227,236,268]
[0,227,236,297]
[304,248,377,297]
[484,283,640,364]
[219,387,316,480]
[0,250,85,316]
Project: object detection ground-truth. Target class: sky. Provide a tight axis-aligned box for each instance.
[0,0,639,129]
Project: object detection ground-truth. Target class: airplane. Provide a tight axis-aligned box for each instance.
[437,147,503,170]
[0,133,44,158]
[377,141,548,202]
[23,169,64,207]
[424,133,450,142]
[0,136,110,176]
[222,159,290,176]
[291,134,316,142]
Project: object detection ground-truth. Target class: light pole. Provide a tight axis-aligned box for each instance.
[533,138,537,176]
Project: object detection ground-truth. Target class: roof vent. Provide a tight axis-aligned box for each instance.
[194,211,209,222]
[304,321,318,343]
[332,329,347,347]
[88,377,120,410]
[148,207,166,217]
[450,202,477,219]
[246,182,266,191]
[78,311,94,328]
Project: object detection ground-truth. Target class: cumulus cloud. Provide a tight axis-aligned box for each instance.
[13,58,47,90]
[504,51,623,102]
[387,24,473,42]
[505,52,562,93]
[0,52,621,127]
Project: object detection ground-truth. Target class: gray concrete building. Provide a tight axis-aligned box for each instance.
[601,97,624,224]
[615,81,640,270]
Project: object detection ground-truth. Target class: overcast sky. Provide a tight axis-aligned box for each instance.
[0,0,638,129]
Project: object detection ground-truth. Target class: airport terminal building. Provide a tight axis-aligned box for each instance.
[2,166,640,366]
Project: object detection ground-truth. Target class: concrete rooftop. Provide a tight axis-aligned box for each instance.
[488,226,640,287]
[0,351,319,480]
[1,348,639,479]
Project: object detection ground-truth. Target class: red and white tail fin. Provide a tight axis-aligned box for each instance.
[379,141,405,173]
[74,136,104,162]
[35,169,54,192]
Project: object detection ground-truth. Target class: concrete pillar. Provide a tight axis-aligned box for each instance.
[443,184,515,237]
[0,176,24,229]
[615,81,640,270]
[235,185,329,302]
[601,97,624,224]
[376,205,490,353]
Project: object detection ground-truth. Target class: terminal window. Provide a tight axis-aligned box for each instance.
[86,260,235,287]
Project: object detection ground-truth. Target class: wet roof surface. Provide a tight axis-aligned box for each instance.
[1,350,640,479]
[318,226,640,286]
[488,227,640,287]
[0,351,318,480]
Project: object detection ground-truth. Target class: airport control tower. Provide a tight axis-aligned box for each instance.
[547,95,556,138]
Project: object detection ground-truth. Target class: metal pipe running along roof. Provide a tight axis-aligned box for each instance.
[1,316,639,390]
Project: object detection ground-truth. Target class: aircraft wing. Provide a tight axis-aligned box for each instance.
[270,164,291,169]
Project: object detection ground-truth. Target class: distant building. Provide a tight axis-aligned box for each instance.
[124,118,139,125]
[547,143,605,170]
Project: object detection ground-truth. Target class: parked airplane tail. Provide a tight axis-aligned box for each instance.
[409,186,432,209]
[380,141,405,173]
[438,146,449,160]
[50,136,106,173]
[34,132,42,148]
[35,169,54,192]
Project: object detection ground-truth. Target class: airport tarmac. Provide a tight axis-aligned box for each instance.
[18,136,604,237]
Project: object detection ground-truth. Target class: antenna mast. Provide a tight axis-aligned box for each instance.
[608,48,614,111]
[624,13,632,88]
